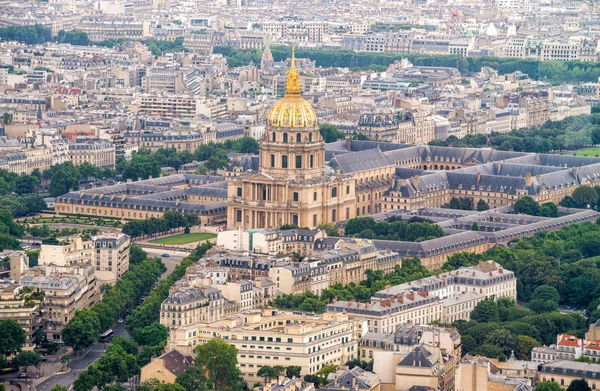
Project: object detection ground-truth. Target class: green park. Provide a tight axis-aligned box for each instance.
[149,232,216,245]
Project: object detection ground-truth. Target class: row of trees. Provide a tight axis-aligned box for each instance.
[214,45,600,83]
[441,197,489,211]
[270,259,431,312]
[0,138,260,201]
[62,250,165,352]
[72,243,212,391]
[431,113,600,152]
[0,26,91,46]
[513,186,600,218]
[121,211,199,238]
[513,196,560,217]
[343,216,445,242]
[0,209,26,250]
[117,137,259,181]
[0,24,52,45]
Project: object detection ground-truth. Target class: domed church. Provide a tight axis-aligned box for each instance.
[227,48,356,229]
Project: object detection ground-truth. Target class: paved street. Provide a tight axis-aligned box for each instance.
[32,322,129,391]
[3,249,188,391]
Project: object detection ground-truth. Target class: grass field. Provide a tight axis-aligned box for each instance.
[575,147,600,156]
[149,232,217,245]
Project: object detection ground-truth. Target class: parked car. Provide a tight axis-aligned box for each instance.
[161,253,170,257]
[22,246,31,251]
[19,373,31,378]
[117,318,124,324]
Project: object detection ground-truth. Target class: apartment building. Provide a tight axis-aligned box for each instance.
[0,282,44,349]
[168,309,363,384]
[397,110,435,145]
[92,233,131,284]
[79,18,150,42]
[540,41,580,61]
[160,285,227,330]
[139,131,204,152]
[361,324,461,362]
[327,261,516,333]
[40,236,94,268]
[539,361,600,389]
[218,280,264,311]
[0,146,53,175]
[20,264,100,340]
[68,137,116,169]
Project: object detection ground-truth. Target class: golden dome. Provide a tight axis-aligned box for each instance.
[267,48,317,128]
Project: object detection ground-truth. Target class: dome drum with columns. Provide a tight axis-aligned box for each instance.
[227,48,356,230]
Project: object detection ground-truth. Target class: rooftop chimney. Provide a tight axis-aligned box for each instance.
[476,172,481,185]
[525,172,532,186]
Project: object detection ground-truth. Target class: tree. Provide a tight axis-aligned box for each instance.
[13,350,41,373]
[471,222,480,231]
[111,336,139,356]
[257,366,277,385]
[176,365,208,391]
[132,323,168,347]
[477,199,489,211]
[316,223,339,236]
[516,335,539,360]
[60,352,69,371]
[531,285,560,304]
[566,379,592,391]
[528,299,558,313]
[319,124,345,143]
[539,202,560,217]
[61,309,101,352]
[572,186,598,208]
[471,299,499,323]
[237,137,259,154]
[474,344,506,361]
[593,127,600,146]
[0,319,26,356]
[285,366,301,378]
[195,339,242,391]
[129,246,148,266]
[560,195,577,208]
[49,168,79,197]
[513,196,540,216]
[535,381,562,391]
[50,386,69,391]
[15,175,38,195]
[56,30,90,46]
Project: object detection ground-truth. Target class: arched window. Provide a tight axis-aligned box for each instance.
[332,187,337,197]
[272,132,276,142]
[270,154,275,167]
[282,156,288,168]
[283,133,288,143]
[332,209,336,222]
[309,133,313,142]
[296,133,301,143]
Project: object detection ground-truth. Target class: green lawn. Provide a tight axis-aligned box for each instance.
[575,147,600,156]
[149,233,217,245]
